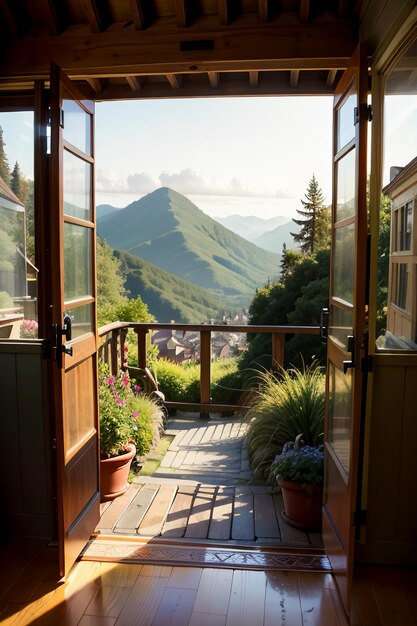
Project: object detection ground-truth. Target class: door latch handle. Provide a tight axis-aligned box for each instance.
[320,307,329,343]
[343,359,354,374]
[62,344,73,356]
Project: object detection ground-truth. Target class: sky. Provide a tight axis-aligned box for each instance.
[94,96,333,220]
[2,94,416,222]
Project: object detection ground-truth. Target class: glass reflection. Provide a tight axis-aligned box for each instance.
[328,364,352,473]
[62,90,92,155]
[338,93,356,150]
[333,223,355,303]
[64,223,91,301]
[336,148,356,222]
[64,303,93,339]
[329,305,353,350]
[64,150,91,221]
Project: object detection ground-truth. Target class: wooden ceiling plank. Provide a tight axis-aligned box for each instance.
[208,71,219,88]
[259,0,269,23]
[290,69,300,86]
[129,0,145,30]
[126,75,142,90]
[300,0,310,22]
[83,0,108,34]
[326,69,338,86]
[218,0,229,26]
[249,70,259,88]
[166,73,183,88]
[175,0,188,28]
[0,0,19,37]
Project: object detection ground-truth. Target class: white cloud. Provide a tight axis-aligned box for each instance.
[127,172,159,193]
[159,168,207,194]
[95,169,128,193]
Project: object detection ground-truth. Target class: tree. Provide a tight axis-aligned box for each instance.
[292,174,329,254]
[0,126,10,184]
[10,161,29,204]
[280,243,302,282]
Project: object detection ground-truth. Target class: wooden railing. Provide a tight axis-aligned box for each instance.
[98,321,321,413]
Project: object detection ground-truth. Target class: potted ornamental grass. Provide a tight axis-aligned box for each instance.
[272,433,324,530]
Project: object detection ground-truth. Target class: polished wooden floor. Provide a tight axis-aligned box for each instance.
[0,539,416,625]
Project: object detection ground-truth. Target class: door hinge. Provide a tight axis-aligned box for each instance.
[361,355,373,372]
[354,508,367,527]
[354,104,373,125]
[59,107,64,128]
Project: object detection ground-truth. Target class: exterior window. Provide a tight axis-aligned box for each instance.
[395,263,408,310]
[393,202,413,252]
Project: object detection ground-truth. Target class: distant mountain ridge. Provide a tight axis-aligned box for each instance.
[97,187,279,298]
[216,214,290,242]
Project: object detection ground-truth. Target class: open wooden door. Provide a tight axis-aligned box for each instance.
[50,63,100,577]
[322,44,369,614]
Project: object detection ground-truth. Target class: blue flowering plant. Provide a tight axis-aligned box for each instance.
[98,363,141,459]
[271,434,324,491]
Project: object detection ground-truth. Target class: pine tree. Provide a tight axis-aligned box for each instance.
[10,161,28,203]
[280,243,302,282]
[291,174,328,254]
[0,126,10,184]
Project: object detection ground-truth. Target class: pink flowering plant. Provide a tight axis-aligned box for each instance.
[99,363,141,458]
[20,319,38,339]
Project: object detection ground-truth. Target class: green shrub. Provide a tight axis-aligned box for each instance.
[245,363,325,479]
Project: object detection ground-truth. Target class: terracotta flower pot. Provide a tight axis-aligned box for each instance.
[278,479,323,530]
[100,442,136,502]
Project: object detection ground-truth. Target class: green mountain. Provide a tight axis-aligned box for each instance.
[116,250,225,323]
[253,221,301,253]
[97,188,279,297]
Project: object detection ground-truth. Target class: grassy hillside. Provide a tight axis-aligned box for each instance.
[98,188,279,296]
[116,250,227,323]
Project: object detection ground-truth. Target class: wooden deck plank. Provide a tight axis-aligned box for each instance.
[161,484,197,538]
[171,450,188,469]
[179,427,201,447]
[254,493,281,539]
[221,423,233,440]
[213,424,225,440]
[208,486,234,540]
[230,423,241,438]
[201,424,217,443]
[114,485,159,534]
[160,450,177,467]
[168,429,188,451]
[193,568,233,615]
[96,484,142,533]
[137,485,177,537]
[185,485,217,538]
[184,449,198,465]
[189,426,207,445]
[231,489,255,541]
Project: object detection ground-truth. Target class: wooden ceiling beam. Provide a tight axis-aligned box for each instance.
[126,75,142,90]
[0,23,355,80]
[87,73,337,101]
[218,0,229,26]
[39,0,65,35]
[85,77,104,92]
[208,71,219,88]
[300,0,310,22]
[129,0,145,30]
[290,69,300,87]
[0,0,19,37]
[326,69,338,86]
[259,0,269,23]
[166,73,183,88]
[249,71,259,88]
[175,0,188,28]
[83,0,109,34]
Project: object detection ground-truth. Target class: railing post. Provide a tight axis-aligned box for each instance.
[135,327,148,370]
[272,331,285,369]
[110,329,119,375]
[200,329,211,416]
